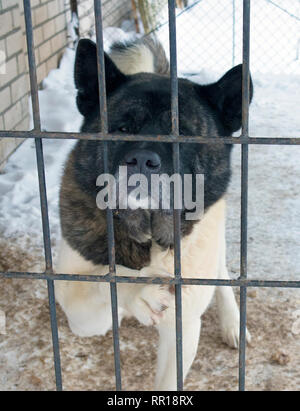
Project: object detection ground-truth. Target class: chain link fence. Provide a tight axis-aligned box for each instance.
[97,0,300,139]
[99,0,300,76]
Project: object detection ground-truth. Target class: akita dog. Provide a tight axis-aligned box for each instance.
[55,36,252,390]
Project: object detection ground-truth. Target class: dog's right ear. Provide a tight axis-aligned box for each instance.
[197,64,253,134]
[74,39,127,116]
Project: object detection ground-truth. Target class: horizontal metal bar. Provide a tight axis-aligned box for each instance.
[1,271,299,288]
[0,130,299,145]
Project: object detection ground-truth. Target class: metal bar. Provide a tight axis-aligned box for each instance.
[23,0,62,391]
[239,285,248,390]
[70,0,78,15]
[94,0,108,135]
[1,270,300,289]
[23,0,40,131]
[232,0,236,66]
[241,0,251,139]
[34,140,53,271]
[144,0,204,39]
[239,0,251,392]
[35,140,62,392]
[1,130,299,145]
[93,0,122,391]
[168,0,183,391]
[169,2,179,134]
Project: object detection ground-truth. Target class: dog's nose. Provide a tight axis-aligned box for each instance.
[125,150,161,174]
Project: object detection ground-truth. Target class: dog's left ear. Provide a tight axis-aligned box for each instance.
[74,39,127,116]
[197,64,253,134]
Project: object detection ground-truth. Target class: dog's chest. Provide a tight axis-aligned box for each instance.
[149,198,226,279]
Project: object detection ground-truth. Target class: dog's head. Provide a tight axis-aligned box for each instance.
[73,39,253,247]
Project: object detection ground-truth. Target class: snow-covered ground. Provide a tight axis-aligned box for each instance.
[0,1,299,391]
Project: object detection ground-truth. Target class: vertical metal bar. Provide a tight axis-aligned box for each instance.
[168,0,183,391]
[23,0,62,391]
[23,0,40,131]
[239,0,251,392]
[70,0,78,15]
[169,1,179,135]
[93,0,122,391]
[241,0,251,139]
[232,0,236,67]
[239,285,247,390]
[36,140,62,392]
[93,0,108,136]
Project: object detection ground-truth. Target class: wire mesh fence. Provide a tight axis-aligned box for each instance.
[95,0,300,137]
[99,0,300,75]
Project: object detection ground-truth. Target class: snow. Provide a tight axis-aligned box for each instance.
[155,0,300,75]
[0,47,79,247]
[29,48,82,133]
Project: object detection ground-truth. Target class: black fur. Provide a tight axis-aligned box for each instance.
[74,39,127,116]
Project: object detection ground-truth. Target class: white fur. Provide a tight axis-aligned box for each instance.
[109,44,155,75]
[55,197,250,389]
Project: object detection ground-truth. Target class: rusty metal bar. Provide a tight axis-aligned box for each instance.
[239,0,251,392]
[93,0,122,391]
[168,0,183,391]
[1,270,300,289]
[23,0,62,391]
[1,130,299,145]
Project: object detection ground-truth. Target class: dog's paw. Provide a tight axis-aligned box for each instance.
[127,267,173,327]
[129,284,172,326]
[221,319,251,349]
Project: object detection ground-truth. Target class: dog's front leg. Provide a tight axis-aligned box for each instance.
[55,239,174,335]
[153,278,216,391]
[216,223,251,348]
[155,313,201,391]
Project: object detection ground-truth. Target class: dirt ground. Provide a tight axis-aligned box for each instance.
[0,144,299,391]
[0,240,299,391]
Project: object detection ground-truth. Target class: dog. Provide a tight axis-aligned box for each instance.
[55,35,253,390]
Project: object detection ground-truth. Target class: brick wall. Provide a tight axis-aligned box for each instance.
[0,0,132,169]
[0,0,71,169]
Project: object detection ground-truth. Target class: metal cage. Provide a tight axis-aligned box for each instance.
[0,0,300,391]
